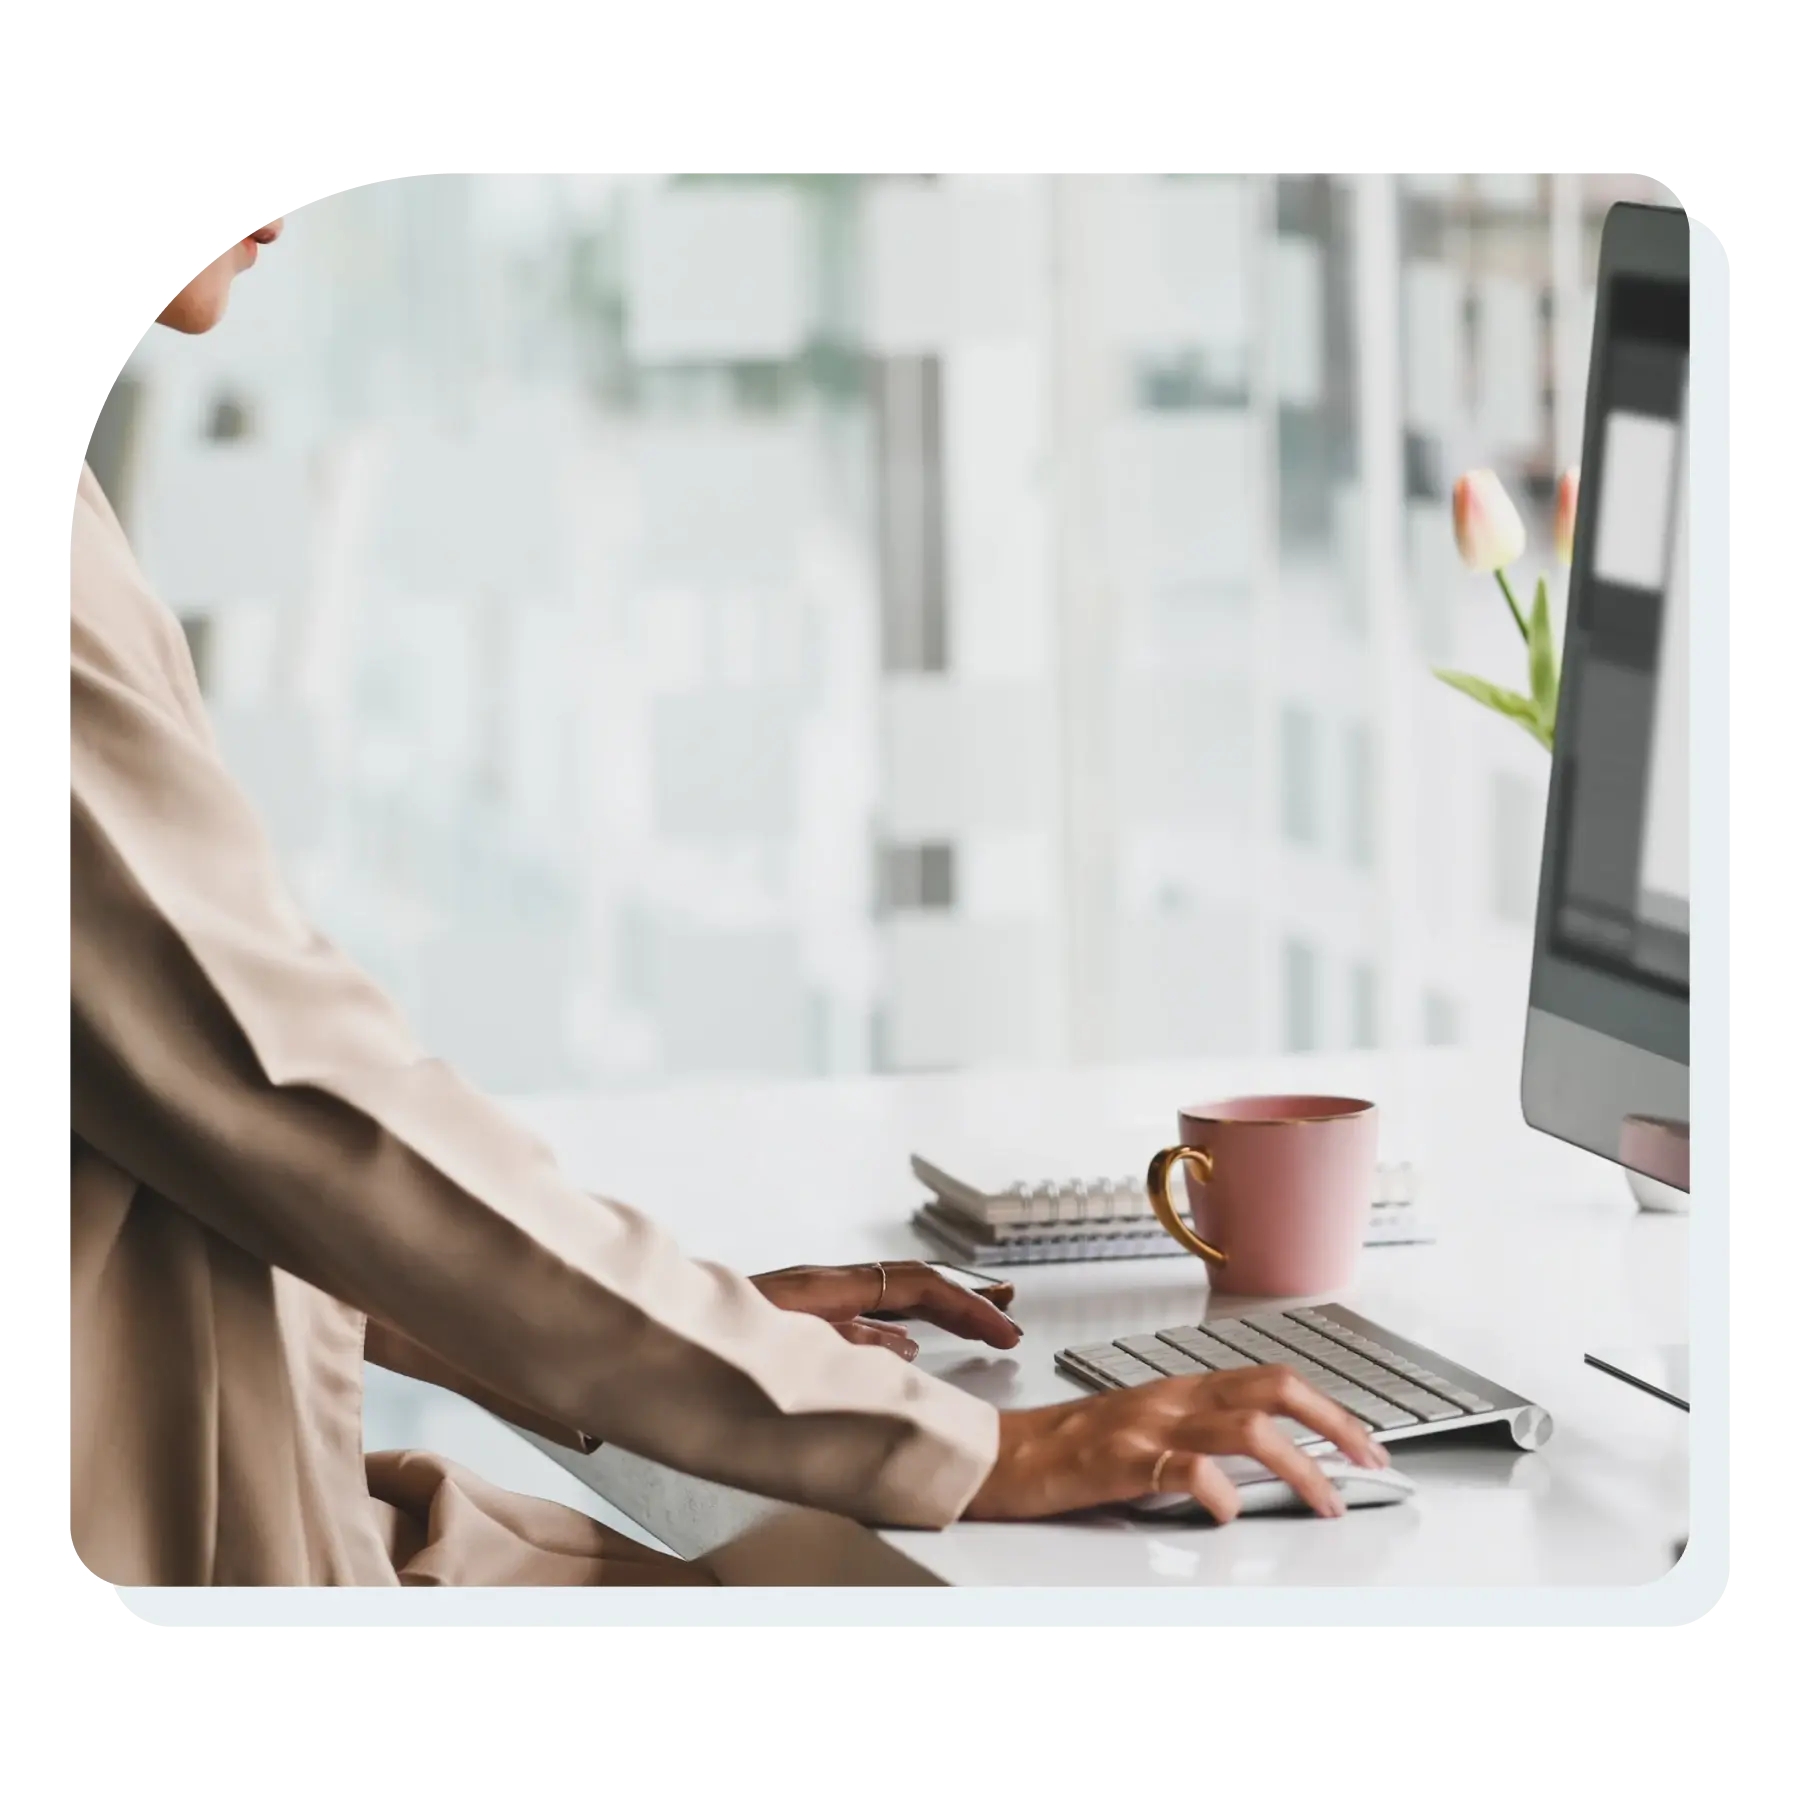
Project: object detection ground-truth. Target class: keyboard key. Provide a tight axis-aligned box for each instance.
[1181,1327,1260,1370]
[1292,1345,1466,1418]
[1398,1370,1485,1409]
[1063,1347,1162,1389]
[1317,1320,1504,1412]
[1057,1359,1104,1387]
[1315,1376,1377,1405]
[1252,1319,1347,1366]
[1156,1327,1230,1369]
[1207,1318,1278,1343]
[1313,1387,1411,1430]
[1097,1357,1162,1387]
[1278,1369,1416,1430]
[1116,1336,1208,1378]
[1302,1341,1410,1389]
[1350,1399,1418,1431]
[1373,1360,1490,1412]
[1200,1319,1260,1341]
[1203,1320,1293,1361]
[1363,1379,1460,1420]
[1403,1396,1463,1422]
[1252,1315,1324,1346]
[1077,1365,1139,1390]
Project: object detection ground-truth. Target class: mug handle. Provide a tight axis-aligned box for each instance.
[1146,1146,1229,1266]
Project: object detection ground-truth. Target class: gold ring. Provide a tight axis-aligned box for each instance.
[869,1263,888,1310]
[1150,1448,1175,1493]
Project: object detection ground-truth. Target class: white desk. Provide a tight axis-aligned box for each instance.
[499,1048,1691,1590]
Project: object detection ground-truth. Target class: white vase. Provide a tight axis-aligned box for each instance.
[1626,1168,1689,1214]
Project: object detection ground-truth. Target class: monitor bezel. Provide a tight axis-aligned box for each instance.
[1523,200,1689,1166]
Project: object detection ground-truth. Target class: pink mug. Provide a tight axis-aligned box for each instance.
[1146,1096,1377,1297]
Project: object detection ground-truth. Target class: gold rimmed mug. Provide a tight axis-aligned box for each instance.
[1146,1096,1378,1297]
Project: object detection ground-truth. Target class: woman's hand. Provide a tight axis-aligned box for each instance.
[965,1366,1388,1522]
[751,1261,1020,1361]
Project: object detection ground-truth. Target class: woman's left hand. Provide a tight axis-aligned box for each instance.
[750,1261,1020,1361]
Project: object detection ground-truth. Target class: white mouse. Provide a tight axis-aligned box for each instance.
[1128,1454,1416,1520]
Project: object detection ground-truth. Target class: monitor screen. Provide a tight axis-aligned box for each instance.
[1545,274,1689,995]
[1522,204,1689,1186]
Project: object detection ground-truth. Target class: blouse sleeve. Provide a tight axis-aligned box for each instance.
[71,614,999,1528]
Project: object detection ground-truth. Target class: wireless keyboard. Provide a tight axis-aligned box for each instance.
[1056,1303,1553,1449]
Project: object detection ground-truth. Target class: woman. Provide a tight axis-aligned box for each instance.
[70,217,1383,1587]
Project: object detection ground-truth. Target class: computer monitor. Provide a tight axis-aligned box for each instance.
[1522,201,1689,1407]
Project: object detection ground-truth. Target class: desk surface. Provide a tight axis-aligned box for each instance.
[504,1048,1690,1589]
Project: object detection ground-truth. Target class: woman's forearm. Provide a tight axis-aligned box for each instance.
[362,1317,598,1452]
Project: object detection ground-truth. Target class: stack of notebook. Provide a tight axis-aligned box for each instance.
[910,1152,1431,1266]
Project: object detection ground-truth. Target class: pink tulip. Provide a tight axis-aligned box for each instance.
[1555,467,1579,566]
[1452,470,1526,573]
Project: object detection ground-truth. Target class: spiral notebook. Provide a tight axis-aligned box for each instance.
[908,1150,1431,1267]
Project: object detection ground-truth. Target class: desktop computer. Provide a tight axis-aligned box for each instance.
[1523,198,1690,1407]
[1056,200,1692,1448]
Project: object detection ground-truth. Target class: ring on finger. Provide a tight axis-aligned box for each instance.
[1150,1448,1175,1493]
[867,1262,888,1310]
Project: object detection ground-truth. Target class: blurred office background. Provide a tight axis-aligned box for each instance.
[87,173,1676,1097]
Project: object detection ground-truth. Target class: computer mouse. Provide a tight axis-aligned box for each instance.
[1128,1455,1416,1520]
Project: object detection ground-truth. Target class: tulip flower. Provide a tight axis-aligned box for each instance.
[1435,467,1563,751]
[1452,470,1527,573]
[1554,467,1579,566]
[1452,469,1529,643]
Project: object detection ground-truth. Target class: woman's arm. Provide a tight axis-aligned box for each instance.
[361,1317,597,1452]
[71,610,998,1529]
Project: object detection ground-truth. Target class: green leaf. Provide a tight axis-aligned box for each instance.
[1434,668,1554,751]
[1527,575,1559,727]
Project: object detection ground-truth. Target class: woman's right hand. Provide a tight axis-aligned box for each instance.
[963,1366,1389,1523]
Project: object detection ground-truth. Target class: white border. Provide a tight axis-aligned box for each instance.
[105,207,1735,1634]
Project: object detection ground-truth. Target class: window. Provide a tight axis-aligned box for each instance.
[1490,771,1541,924]
[1345,722,1375,869]
[177,613,213,694]
[1280,707,1318,846]
[1350,960,1379,1049]
[1424,988,1460,1046]
[96,172,1674,1090]
[1283,937,1319,1052]
[878,842,957,912]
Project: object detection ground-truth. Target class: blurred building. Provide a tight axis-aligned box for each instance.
[87,172,1676,1095]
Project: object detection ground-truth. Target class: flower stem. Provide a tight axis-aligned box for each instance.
[1494,568,1529,643]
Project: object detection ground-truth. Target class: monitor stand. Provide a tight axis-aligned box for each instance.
[1585,1344,1689,1410]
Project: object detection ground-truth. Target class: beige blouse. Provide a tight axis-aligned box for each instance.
[70,465,999,1586]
